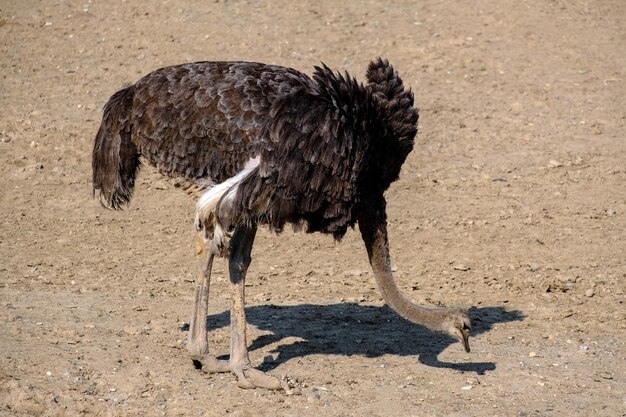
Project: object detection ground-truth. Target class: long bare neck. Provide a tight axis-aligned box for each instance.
[357,205,452,332]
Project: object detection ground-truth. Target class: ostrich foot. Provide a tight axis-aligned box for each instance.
[193,354,290,392]
[192,354,231,374]
[232,363,290,391]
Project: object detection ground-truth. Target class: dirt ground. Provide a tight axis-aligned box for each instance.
[1,0,625,416]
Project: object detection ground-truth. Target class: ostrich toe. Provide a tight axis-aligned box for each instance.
[192,354,231,374]
[232,364,289,391]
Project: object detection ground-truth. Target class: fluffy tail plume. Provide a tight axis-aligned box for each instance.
[366,57,407,101]
[92,85,140,209]
[366,58,418,144]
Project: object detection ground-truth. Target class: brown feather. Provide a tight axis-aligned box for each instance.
[92,59,419,240]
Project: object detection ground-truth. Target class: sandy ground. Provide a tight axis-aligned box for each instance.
[1,0,625,416]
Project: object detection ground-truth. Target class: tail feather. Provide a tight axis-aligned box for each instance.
[92,85,140,209]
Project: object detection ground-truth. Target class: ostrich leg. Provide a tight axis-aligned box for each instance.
[187,234,229,373]
[228,224,287,390]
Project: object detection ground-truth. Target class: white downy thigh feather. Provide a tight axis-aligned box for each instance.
[195,157,260,232]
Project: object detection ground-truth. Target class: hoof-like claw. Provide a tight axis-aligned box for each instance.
[233,365,291,392]
[191,354,231,374]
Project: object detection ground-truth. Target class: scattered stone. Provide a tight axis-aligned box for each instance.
[461,385,473,390]
[307,391,321,402]
[528,263,541,272]
[1,136,11,143]
[578,345,590,351]
[548,159,562,168]
[563,282,575,292]
[123,326,140,336]
[528,351,537,357]
[584,288,595,297]
[46,371,52,376]
[466,377,480,386]
[597,372,613,380]
[453,264,470,271]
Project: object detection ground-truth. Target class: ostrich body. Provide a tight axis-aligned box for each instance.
[92,59,471,390]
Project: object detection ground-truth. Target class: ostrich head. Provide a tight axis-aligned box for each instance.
[439,308,472,352]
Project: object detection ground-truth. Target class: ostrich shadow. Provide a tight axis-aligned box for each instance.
[201,303,524,375]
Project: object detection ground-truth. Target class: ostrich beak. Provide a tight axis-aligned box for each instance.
[462,333,471,353]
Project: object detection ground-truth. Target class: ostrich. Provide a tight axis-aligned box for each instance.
[92,58,471,390]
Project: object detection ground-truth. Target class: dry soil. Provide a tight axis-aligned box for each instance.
[1,1,625,416]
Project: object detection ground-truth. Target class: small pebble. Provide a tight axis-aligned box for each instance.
[461,385,473,390]
[528,351,537,357]
[46,371,52,376]
[579,345,589,351]
[548,160,562,168]
[466,377,480,385]
[307,392,321,402]
[585,288,594,297]
[528,263,541,272]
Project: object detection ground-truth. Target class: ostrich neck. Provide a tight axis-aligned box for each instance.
[357,206,450,332]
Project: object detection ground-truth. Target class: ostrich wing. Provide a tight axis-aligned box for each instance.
[129,61,313,183]
[234,83,368,239]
